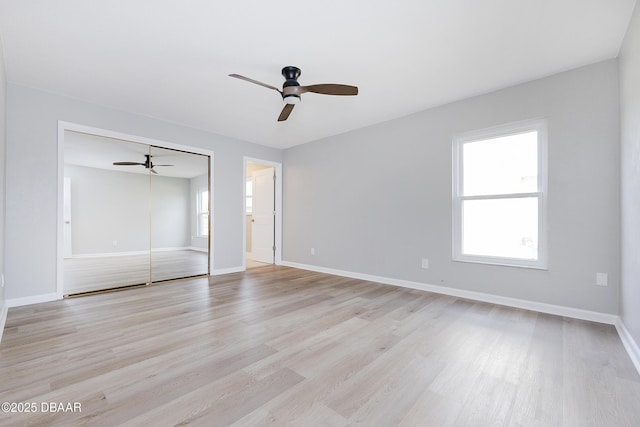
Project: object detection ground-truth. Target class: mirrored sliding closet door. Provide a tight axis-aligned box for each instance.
[63,132,210,296]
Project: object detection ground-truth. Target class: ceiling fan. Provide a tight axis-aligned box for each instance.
[113,154,173,175]
[229,66,358,121]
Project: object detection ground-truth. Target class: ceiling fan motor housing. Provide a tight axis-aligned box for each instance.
[281,66,301,84]
[281,66,301,104]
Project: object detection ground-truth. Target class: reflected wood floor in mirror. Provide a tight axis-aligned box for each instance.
[2,265,640,426]
[63,250,208,294]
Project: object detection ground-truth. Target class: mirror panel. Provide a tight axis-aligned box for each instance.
[150,146,209,283]
[63,131,151,294]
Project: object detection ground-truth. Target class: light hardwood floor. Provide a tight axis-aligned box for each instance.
[2,265,639,426]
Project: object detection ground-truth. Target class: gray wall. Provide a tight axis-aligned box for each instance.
[283,60,620,314]
[0,36,6,320]
[620,4,640,350]
[5,84,282,300]
[65,165,191,255]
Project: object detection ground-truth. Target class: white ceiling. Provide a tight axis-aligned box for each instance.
[0,0,636,149]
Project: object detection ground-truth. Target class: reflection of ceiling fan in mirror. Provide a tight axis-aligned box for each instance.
[113,154,173,175]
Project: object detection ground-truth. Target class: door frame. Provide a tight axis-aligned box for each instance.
[56,121,215,299]
[243,157,282,268]
[63,177,72,258]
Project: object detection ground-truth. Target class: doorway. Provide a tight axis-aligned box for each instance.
[58,123,213,297]
[244,158,282,269]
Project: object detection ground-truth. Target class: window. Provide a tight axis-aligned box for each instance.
[246,177,253,214]
[452,119,547,268]
[197,188,209,237]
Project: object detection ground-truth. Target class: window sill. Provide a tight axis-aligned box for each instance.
[452,256,548,271]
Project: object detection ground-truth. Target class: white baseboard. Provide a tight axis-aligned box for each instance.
[7,293,59,308]
[211,266,245,276]
[0,302,8,344]
[615,319,640,376]
[280,261,618,325]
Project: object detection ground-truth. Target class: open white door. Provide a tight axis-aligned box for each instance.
[63,177,73,258]
[251,167,275,264]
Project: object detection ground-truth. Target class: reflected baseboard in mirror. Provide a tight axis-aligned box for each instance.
[64,249,208,295]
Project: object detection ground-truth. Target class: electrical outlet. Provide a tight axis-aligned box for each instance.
[596,272,608,287]
[310,247,315,255]
[421,258,429,269]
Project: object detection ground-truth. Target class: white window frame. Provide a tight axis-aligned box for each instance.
[452,119,548,269]
[196,187,209,237]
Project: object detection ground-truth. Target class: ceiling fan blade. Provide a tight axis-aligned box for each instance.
[299,84,358,96]
[113,162,145,166]
[229,74,282,94]
[150,168,158,175]
[278,104,295,122]
[153,164,174,167]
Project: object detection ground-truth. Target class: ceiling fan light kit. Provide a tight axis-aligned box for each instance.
[283,94,300,105]
[229,66,358,121]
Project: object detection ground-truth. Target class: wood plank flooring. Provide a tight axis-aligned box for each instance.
[1,265,639,426]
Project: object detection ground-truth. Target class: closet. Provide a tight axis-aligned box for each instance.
[62,131,210,295]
